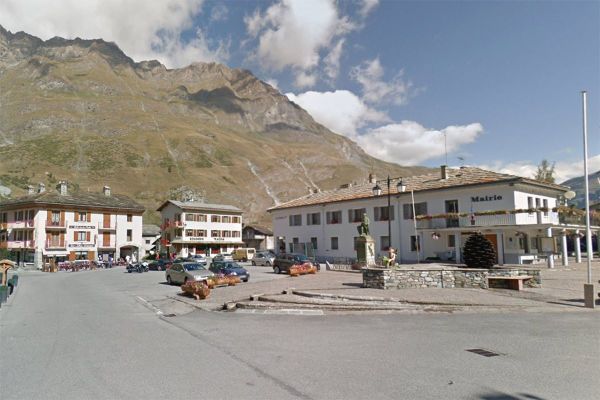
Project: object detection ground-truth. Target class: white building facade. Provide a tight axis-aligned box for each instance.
[269,167,593,266]
[157,200,243,258]
[0,182,145,267]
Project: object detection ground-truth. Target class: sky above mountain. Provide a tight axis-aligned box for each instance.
[1,0,598,183]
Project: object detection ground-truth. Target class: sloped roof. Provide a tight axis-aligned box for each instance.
[157,200,242,213]
[268,167,569,212]
[0,190,145,211]
[243,224,273,235]
[142,224,161,236]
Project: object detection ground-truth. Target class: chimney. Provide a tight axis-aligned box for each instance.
[26,185,34,195]
[57,181,68,196]
[368,173,376,184]
[38,183,46,193]
[103,186,111,197]
[441,165,448,180]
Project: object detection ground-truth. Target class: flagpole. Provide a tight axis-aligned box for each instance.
[582,91,595,308]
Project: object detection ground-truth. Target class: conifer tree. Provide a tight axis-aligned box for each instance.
[463,233,496,268]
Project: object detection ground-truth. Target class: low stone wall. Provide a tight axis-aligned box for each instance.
[362,266,542,290]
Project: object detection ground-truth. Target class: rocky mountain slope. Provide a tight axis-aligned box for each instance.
[0,26,430,224]
[561,170,600,208]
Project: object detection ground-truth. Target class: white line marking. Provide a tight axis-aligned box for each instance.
[136,296,164,316]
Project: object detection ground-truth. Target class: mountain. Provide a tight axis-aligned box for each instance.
[0,26,430,224]
[560,170,600,208]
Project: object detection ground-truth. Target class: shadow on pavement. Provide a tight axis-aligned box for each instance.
[478,391,546,400]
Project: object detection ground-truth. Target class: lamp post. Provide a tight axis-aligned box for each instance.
[372,177,406,251]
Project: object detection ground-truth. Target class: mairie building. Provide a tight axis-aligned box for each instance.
[0,181,145,267]
[268,166,596,266]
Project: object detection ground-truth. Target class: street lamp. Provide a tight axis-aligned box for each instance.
[372,177,406,251]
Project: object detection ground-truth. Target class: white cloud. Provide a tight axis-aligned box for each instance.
[286,90,388,136]
[324,39,345,81]
[210,3,228,22]
[245,0,358,87]
[359,0,380,18]
[265,78,279,90]
[0,0,228,68]
[480,155,600,183]
[356,121,483,165]
[350,57,412,105]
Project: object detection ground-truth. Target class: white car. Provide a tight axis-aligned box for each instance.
[191,254,207,265]
[212,253,233,262]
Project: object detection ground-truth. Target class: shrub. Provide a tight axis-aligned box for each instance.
[463,233,496,269]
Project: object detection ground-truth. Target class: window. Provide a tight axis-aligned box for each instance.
[374,206,394,221]
[448,234,456,248]
[185,213,208,222]
[198,229,207,237]
[348,208,366,223]
[51,211,60,224]
[410,235,420,252]
[49,232,60,246]
[326,211,342,224]
[76,231,86,241]
[527,197,534,213]
[185,229,194,236]
[126,229,132,242]
[310,237,318,250]
[78,212,87,222]
[543,199,548,216]
[307,212,321,225]
[211,230,220,237]
[15,211,23,222]
[403,202,428,219]
[289,214,302,226]
[535,198,540,210]
[530,237,539,250]
[28,210,35,220]
[232,231,240,238]
[331,237,338,250]
[222,216,231,223]
[353,236,359,251]
[380,236,390,251]
[1,212,7,223]
[223,231,232,238]
[232,216,241,224]
[127,214,133,222]
[211,215,221,223]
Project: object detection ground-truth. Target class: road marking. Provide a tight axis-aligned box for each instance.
[135,296,164,316]
[236,308,324,316]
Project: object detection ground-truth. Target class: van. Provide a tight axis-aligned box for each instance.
[232,248,256,262]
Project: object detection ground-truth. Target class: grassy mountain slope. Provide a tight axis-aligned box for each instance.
[0,26,431,224]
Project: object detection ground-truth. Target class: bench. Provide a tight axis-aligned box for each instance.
[488,275,533,291]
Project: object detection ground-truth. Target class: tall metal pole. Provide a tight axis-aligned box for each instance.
[387,176,391,250]
[582,91,593,283]
[582,91,595,308]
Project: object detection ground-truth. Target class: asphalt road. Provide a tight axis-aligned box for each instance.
[1,268,599,400]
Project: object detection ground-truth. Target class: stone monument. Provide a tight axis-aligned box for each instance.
[355,213,376,268]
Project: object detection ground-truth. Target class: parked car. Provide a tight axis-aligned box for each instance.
[190,254,207,265]
[165,262,214,285]
[209,261,250,282]
[272,253,317,274]
[212,253,233,262]
[232,248,256,262]
[252,251,275,266]
[148,259,172,271]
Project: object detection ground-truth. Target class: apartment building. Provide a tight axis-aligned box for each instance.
[157,200,243,258]
[0,182,145,267]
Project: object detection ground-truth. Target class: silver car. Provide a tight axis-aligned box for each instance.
[252,251,275,266]
[165,262,214,285]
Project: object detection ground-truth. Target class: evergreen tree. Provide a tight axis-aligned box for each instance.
[463,233,496,268]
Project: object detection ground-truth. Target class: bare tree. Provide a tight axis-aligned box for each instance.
[534,159,556,183]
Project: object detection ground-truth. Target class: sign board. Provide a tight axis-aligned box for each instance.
[68,225,96,230]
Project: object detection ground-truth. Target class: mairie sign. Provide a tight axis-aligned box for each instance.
[471,195,502,202]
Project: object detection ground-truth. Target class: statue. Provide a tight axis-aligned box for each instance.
[357,213,370,237]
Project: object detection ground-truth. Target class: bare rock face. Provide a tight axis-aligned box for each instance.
[0,25,430,224]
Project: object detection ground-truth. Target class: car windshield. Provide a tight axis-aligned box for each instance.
[224,262,241,269]
[294,255,309,262]
[184,263,206,271]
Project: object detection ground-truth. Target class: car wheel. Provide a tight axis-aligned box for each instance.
[274,266,280,274]
[167,276,172,285]
[183,277,188,284]
[266,261,271,266]
[243,278,249,282]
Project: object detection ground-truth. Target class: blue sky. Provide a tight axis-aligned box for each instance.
[1,0,598,181]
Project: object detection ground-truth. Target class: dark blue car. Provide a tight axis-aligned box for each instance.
[209,261,250,282]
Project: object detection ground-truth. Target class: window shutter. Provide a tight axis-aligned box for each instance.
[86,232,90,241]
[374,207,380,221]
[87,212,91,222]
[60,233,64,247]
[60,211,65,224]
[47,211,52,223]
[74,231,77,241]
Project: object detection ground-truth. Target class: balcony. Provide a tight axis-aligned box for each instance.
[46,240,66,249]
[5,240,36,249]
[8,220,35,228]
[46,220,66,229]
[98,224,116,231]
[416,212,560,230]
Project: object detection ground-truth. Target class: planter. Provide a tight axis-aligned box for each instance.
[289,264,317,277]
[181,281,211,300]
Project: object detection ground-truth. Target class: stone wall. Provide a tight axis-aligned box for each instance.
[362,266,542,290]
